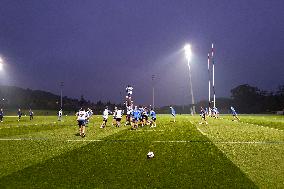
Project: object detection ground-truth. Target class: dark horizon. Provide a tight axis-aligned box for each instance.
[0,0,283,106]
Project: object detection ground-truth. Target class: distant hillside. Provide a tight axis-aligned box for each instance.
[157,84,284,114]
[0,85,82,110]
[0,86,122,113]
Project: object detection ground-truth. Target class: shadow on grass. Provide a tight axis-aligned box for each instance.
[0,128,257,188]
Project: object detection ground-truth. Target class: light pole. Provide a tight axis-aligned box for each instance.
[211,43,216,108]
[60,82,64,109]
[152,74,155,110]
[184,44,195,114]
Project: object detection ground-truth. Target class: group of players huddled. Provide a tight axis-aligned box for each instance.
[75,85,157,138]
[123,85,157,129]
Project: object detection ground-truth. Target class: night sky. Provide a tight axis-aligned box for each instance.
[0,0,283,106]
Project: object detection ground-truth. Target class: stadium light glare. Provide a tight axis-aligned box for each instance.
[0,56,3,71]
[184,44,192,61]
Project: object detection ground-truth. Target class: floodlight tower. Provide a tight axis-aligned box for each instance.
[207,53,211,108]
[152,74,155,110]
[211,43,216,108]
[184,44,195,114]
[60,81,64,109]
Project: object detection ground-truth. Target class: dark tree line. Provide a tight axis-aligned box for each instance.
[0,86,120,114]
[230,84,284,113]
[1,84,283,114]
[158,84,284,114]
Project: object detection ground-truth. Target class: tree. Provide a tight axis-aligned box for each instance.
[231,84,262,113]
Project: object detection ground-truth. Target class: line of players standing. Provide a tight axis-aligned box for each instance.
[0,108,34,122]
[199,106,240,124]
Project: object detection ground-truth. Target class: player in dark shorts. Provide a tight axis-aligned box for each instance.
[199,107,208,124]
[230,106,240,121]
[149,108,157,128]
[76,108,87,137]
[132,106,140,129]
[141,107,149,127]
[170,106,176,122]
[100,107,110,128]
[115,108,123,127]
[112,107,117,126]
[29,109,34,120]
[17,108,22,121]
[0,109,4,122]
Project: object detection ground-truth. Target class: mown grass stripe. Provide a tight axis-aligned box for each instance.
[2,138,283,144]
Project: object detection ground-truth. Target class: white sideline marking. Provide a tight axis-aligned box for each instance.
[67,139,103,142]
[130,130,164,132]
[1,138,284,144]
[196,127,207,136]
[0,138,47,141]
[0,138,22,141]
[226,119,284,133]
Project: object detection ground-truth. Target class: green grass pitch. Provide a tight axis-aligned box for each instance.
[0,114,283,188]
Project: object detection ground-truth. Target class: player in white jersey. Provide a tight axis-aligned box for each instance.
[76,108,87,137]
[58,109,63,121]
[112,107,117,126]
[85,108,93,125]
[125,105,133,126]
[115,107,123,127]
[126,85,133,97]
[100,107,110,128]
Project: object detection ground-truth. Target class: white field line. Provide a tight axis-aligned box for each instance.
[130,130,164,132]
[196,127,208,136]
[250,123,284,132]
[1,138,284,144]
[224,118,284,133]
[67,139,103,142]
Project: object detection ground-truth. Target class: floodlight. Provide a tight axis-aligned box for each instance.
[184,44,192,61]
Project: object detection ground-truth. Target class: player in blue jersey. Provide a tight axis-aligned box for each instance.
[0,108,4,122]
[230,106,240,121]
[149,108,157,128]
[170,106,176,122]
[132,106,140,129]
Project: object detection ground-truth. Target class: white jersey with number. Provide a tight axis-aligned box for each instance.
[126,86,133,94]
[77,110,87,121]
[127,106,133,115]
[103,109,109,119]
[116,110,123,118]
